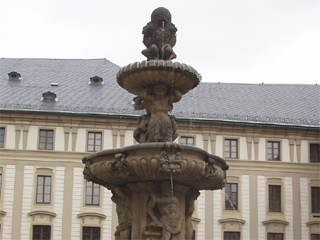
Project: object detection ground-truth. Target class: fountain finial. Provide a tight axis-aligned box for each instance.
[142,7,177,61]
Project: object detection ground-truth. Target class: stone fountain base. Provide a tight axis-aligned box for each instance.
[83,142,228,240]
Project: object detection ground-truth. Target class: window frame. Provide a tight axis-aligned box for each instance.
[310,143,320,163]
[82,226,101,240]
[267,141,281,161]
[85,181,100,206]
[87,132,102,152]
[32,225,51,240]
[39,129,54,150]
[224,231,240,240]
[225,183,238,210]
[36,175,52,204]
[267,232,284,240]
[311,234,320,240]
[269,185,281,212]
[311,186,320,213]
[0,127,5,148]
[180,136,195,146]
[224,139,238,159]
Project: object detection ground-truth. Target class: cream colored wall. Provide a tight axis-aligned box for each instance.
[2,165,15,240]
[257,175,266,239]
[0,112,319,240]
[5,125,15,149]
[20,165,34,239]
[284,177,293,240]
[75,128,86,152]
[242,175,250,239]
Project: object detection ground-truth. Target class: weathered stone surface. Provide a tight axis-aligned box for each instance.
[82,142,228,191]
[117,60,201,96]
[82,7,228,240]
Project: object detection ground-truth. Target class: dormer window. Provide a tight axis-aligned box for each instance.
[41,91,58,101]
[8,72,21,80]
[89,76,104,85]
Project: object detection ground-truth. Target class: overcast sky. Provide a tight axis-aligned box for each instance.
[0,0,319,84]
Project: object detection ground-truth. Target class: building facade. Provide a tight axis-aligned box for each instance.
[0,58,319,240]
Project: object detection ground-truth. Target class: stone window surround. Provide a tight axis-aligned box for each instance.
[38,128,55,151]
[82,179,103,208]
[223,137,240,159]
[0,167,3,204]
[34,168,54,207]
[309,142,320,163]
[77,212,106,239]
[179,135,195,146]
[223,176,241,212]
[85,181,101,206]
[310,179,320,218]
[266,178,284,215]
[0,127,5,148]
[31,223,52,240]
[86,130,103,153]
[266,140,281,161]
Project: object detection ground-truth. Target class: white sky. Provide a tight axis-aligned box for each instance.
[0,0,319,84]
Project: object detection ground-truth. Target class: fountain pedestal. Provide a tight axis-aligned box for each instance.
[82,7,228,240]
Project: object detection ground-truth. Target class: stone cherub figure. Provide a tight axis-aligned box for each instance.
[147,182,185,240]
[111,186,132,240]
[133,83,181,143]
[142,7,177,60]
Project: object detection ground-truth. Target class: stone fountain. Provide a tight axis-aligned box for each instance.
[82,7,229,240]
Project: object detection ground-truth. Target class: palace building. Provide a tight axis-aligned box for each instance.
[0,58,319,240]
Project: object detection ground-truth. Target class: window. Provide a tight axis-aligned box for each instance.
[224,231,240,240]
[0,128,4,148]
[87,132,102,152]
[311,234,320,240]
[180,136,194,146]
[267,141,280,160]
[225,139,238,159]
[269,185,281,212]
[36,176,51,204]
[312,187,320,213]
[310,144,320,162]
[86,181,100,205]
[0,174,2,198]
[267,233,283,240]
[32,225,51,240]
[82,227,100,240]
[225,183,238,210]
[39,130,53,150]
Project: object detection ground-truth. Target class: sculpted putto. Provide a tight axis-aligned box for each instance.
[133,83,181,143]
[142,7,177,60]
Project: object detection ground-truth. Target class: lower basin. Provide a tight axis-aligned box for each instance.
[83,142,228,191]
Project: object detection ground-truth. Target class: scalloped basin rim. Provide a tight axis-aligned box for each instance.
[83,142,229,170]
[116,60,202,95]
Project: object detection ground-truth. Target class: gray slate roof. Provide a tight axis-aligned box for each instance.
[1,58,319,128]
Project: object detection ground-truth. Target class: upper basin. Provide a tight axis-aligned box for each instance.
[117,60,202,95]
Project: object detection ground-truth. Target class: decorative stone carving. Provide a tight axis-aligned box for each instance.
[82,7,229,240]
[147,182,185,240]
[142,7,177,61]
[133,83,181,143]
[185,188,200,240]
[110,153,131,178]
[204,157,216,178]
[158,143,183,174]
[112,186,133,240]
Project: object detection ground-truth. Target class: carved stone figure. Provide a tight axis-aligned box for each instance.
[111,186,132,240]
[133,83,181,143]
[147,182,185,240]
[185,188,200,240]
[142,7,177,60]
